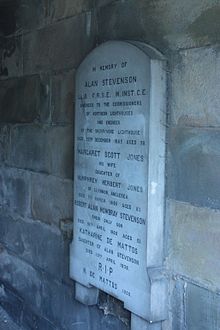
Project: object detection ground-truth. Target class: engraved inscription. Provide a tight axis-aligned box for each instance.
[72,42,152,314]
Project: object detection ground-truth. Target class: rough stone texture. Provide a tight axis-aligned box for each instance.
[0,0,220,329]
[15,0,95,32]
[50,0,93,20]
[170,280,186,330]
[0,36,22,79]
[95,0,115,7]
[8,125,49,174]
[0,167,31,217]
[0,250,81,329]
[168,127,220,209]
[0,282,58,330]
[3,255,129,330]
[31,173,72,226]
[22,306,56,330]
[98,291,130,327]
[167,200,220,287]
[0,125,10,163]
[0,305,21,330]
[51,70,75,124]
[0,212,65,279]
[0,75,50,124]
[97,0,220,52]
[15,0,51,32]
[23,12,96,75]
[171,46,220,127]
[186,283,220,330]
[0,1,18,37]
[0,283,23,327]
[0,0,131,329]
[8,125,73,179]
[0,250,42,314]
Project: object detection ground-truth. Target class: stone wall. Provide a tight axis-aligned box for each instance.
[0,1,128,329]
[0,0,219,329]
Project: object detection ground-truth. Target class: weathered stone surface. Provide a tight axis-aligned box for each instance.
[8,125,48,174]
[0,283,23,326]
[0,125,9,164]
[3,0,220,328]
[0,212,65,279]
[0,36,22,79]
[41,275,128,330]
[97,0,220,51]
[0,249,92,329]
[0,1,18,37]
[23,13,96,74]
[41,276,90,329]
[170,280,185,330]
[8,125,73,179]
[22,305,56,330]
[91,311,129,330]
[16,0,50,32]
[0,305,21,330]
[0,282,57,330]
[98,292,130,327]
[186,283,220,330]
[46,126,73,179]
[0,75,49,123]
[0,250,42,314]
[31,173,72,226]
[95,0,115,7]
[16,0,95,31]
[51,70,74,124]
[167,200,220,287]
[0,168,30,217]
[168,127,220,209]
[50,0,93,20]
[171,46,220,127]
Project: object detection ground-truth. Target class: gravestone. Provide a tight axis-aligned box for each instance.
[70,41,167,326]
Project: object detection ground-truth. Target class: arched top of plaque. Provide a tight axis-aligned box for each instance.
[77,41,165,77]
[71,41,167,324]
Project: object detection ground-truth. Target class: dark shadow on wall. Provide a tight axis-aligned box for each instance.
[0,0,18,36]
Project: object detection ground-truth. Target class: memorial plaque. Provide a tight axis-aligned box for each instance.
[70,41,166,321]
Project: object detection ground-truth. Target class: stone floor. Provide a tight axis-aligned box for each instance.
[0,305,21,330]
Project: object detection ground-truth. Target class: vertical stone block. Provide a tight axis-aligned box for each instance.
[16,0,51,32]
[0,250,42,314]
[170,280,185,330]
[97,0,220,50]
[0,305,21,330]
[51,70,75,124]
[168,200,220,287]
[9,125,73,179]
[41,276,90,329]
[0,213,65,279]
[22,304,55,330]
[8,125,49,174]
[31,173,72,226]
[0,168,31,217]
[50,0,93,20]
[0,125,9,163]
[0,284,23,327]
[0,75,50,124]
[23,13,96,74]
[171,46,220,127]
[168,127,220,209]
[48,126,73,179]
[0,36,22,79]
[186,283,220,330]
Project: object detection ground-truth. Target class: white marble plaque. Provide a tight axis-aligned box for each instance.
[70,41,166,321]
